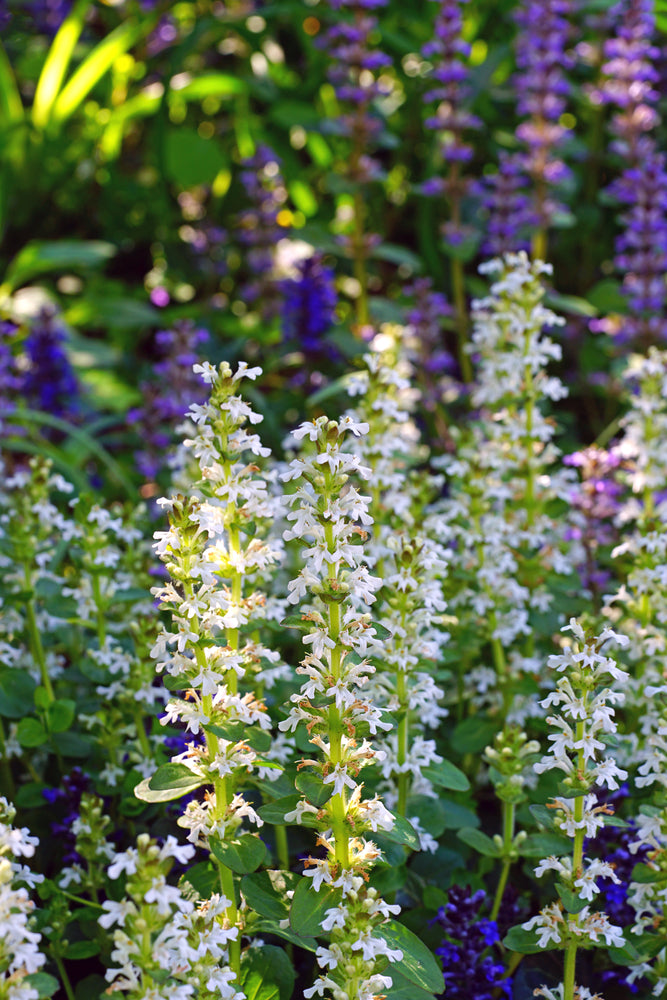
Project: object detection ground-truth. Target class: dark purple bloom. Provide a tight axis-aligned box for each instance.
[42,767,91,866]
[20,308,81,421]
[280,253,338,356]
[430,886,512,999]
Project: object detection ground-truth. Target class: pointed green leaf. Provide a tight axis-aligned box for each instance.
[376,921,443,994]
[504,924,554,954]
[290,878,342,937]
[241,870,300,922]
[556,882,588,914]
[295,771,333,809]
[3,241,115,293]
[631,862,665,884]
[240,944,294,1000]
[422,758,470,792]
[210,833,266,875]
[134,764,203,803]
[32,0,90,127]
[456,827,501,858]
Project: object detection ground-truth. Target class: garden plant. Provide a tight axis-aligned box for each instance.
[2,1,667,999]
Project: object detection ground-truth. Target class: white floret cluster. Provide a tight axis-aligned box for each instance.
[0,797,46,1000]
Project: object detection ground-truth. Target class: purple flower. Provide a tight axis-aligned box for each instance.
[472,152,533,256]
[280,253,338,357]
[235,145,288,321]
[4,0,70,35]
[127,320,209,481]
[420,0,481,246]
[42,768,91,866]
[430,886,511,999]
[512,0,574,234]
[20,308,81,422]
[595,0,667,344]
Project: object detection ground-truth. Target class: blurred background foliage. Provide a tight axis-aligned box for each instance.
[1,0,667,495]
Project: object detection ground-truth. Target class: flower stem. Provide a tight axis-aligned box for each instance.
[490,800,515,921]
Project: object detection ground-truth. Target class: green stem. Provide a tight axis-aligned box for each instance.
[0,719,15,799]
[531,228,547,263]
[91,573,107,648]
[452,257,472,383]
[24,564,54,702]
[274,823,289,872]
[490,800,515,921]
[352,188,369,329]
[51,951,76,1000]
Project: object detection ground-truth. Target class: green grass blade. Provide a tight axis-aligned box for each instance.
[2,437,90,493]
[0,41,24,124]
[32,0,91,128]
[13,408,136,497]
[51,16,155,125]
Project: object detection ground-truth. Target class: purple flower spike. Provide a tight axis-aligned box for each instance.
[127,320,210,482]
[236,145,288,321]
[280,253,339,358]
[473,152,534,256]
[430,886,511,1000]
[421,0,480,246]
[596,0,667,345]
[512,0,574,234]
[21,308,81,422]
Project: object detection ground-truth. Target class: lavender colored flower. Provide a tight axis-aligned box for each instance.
[473,152,533,256]
[235,145,288,321]
[20,308,81,421]
[430,886,512,999]
[280,253,338,357]
[564,445,624,599]
[127,320,209,481]
[513,0,574,237]
[421,0,481,248]
[595,0,667,344]
[0,320,22,430]
[404,277,455,383]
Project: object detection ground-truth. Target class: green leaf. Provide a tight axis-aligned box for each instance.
[504,924,553,954]
[440,799,479,830]
[607,936,642,966]
[210,833,266,875]
[631,862,664,884]
[240,944,294,1000]
[377,921,443,994]
[529,804,558,833]
[381,813,420,851]
[171,72,246,102]
[290,877,342,937]
[384,969,436,999]
[456,827,501,858]
[258,796,311,827]
[519,833,570,858]
[164,127,228,188]
[280,614,314,632]
[421,758,470,792]
[451,716,498,754]
[17,718,48,748]
[52,17,154,124]
[0,40,24,125]
[205,721,272,753]
[370,620,392,641]
[47,698,75,733]
[406,795,448,838]
[295,771,333,809]
[23,973,60,998]
[31,0,90,127]
[53,731,93,758]
[241,870,300,922]
[181,861,219,899]
[2,240,114,293]
[15,783,48,809]
[63,940,100,960]
[556,883,588,914]
[134,764,203,802]
[253,918,317,953]
[0,670,36,718]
